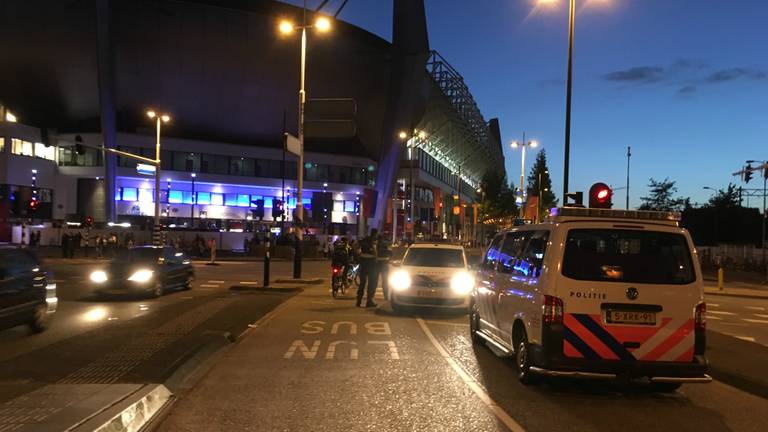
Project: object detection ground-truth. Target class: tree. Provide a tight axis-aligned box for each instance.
[639,178,689,211]
[526,149,557,218]
[479,169,517,222]
[706,183,741,209]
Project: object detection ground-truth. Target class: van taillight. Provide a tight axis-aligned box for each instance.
[695,302,706,331]
[543,295,564,324]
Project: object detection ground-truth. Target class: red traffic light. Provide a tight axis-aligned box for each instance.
[85,216,94,226]
[589,183,613,209]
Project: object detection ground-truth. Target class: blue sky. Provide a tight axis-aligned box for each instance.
[284,0,768,208]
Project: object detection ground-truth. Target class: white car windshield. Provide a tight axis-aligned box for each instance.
[403,248,464,268]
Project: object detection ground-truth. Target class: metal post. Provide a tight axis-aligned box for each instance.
[293,6,308,279]
[392,196,397,244]
[562,0,576,203]
[538,172,542,223]
[191,173,196,227]
[263,231,271,287]
[519,132,526,194]
[409,144,415,241]
[626,146,631,210]
[154,117,161,246]
[763,172,767,281]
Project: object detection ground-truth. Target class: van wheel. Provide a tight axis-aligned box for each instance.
[29,304,50,333]
[514,329,539,385]
[469,301,482,344]
[152,283,164,298]
[650,382,682,393]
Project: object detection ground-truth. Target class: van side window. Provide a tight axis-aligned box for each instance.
[483,234,504,270]
[498,231,531,274]
[518,231,550,277]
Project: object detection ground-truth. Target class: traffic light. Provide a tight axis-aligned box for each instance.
[74,135,85,155]
[588,183,613,209]
[744,165,753,183]
[85,216,94,227]
[28,200,38,212]
[252,199,265,220]
[272,199,284,218]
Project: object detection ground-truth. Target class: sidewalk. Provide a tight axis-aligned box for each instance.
[704,280,768,299]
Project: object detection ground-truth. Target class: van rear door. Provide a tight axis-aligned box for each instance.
[557,225,702,363]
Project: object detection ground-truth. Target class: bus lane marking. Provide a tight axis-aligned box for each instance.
[285,320,398,360]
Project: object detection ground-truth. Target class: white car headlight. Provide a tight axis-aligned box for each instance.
[127,269,154,283]
[450,271,475,295]
[90,270,108,283]
[389,269,411,292]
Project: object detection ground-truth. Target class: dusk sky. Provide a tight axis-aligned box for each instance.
[285,0,768,209]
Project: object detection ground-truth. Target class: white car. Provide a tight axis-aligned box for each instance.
[388,243,474,312]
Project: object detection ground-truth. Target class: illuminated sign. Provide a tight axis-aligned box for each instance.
[136,163,156,176]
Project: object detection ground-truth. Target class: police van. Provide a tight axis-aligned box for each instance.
[470,187,710,390]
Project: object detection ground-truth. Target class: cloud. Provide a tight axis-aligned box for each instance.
[602,66,665,84]
[706,67,768,83]
[677,85,697,96]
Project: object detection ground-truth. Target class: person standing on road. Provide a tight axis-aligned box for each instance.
[356,228,379,308]
[376,234,393,300]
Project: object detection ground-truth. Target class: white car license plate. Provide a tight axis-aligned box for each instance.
[606,310,656,325]
[417,289,441,298]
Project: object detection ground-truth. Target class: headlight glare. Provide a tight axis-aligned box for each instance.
[127,269,154,283]
[450,271,475,295]
[389,270,411,292]
[90,270,108,283]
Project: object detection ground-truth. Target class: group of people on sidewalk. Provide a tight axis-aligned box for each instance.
[330,228,392,308]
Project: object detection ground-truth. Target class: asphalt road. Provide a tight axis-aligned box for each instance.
[156,282,768,432]
[0,259,315,405]
[705,294,768,346]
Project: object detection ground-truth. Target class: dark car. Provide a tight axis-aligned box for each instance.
[89,246,195,298]
[0,248,58,333]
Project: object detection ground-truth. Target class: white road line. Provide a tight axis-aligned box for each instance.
[745,306,766,311]
[424,320,470,327]
[707,316,722,320]
[735,336,756,342]
[50,279,65,283]
[708,303,720,307]
[200,284,220,288]
[208,280,226,283]
[415,318,526,432]
[753,313,768,319]
[721,322,749,327]
[742,318,768,324]
[708,310,735,315]
[239,281,259,285]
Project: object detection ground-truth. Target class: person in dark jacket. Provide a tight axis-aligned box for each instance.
[356,229,379,308]
[376,235,393,300]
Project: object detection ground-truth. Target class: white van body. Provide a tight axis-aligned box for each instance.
[470,208,710,386]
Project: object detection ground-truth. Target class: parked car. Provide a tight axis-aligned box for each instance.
[0,248,58,333]
[88,246,194,298]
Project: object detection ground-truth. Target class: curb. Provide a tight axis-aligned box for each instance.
[273,277,324,285]
[71,384,173,432]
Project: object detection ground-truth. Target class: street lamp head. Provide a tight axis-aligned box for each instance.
[191,173,196,178]
[511,141,519,149]
[278,20,294,34]
[537,0,559,4]
[315,16,331,32]
[530,140,539,148]
[146,110,156,119]
[161,114,171,123]
[398,131,408,140]
[417,130,427,140]
[4,111,17,123]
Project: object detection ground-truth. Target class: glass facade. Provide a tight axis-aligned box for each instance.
[10,138,55,161]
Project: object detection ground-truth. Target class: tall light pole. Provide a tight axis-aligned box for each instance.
[147,110,170,246]
[626,146,631,210]
[279,9,331,232]
[280,5,331,278]
[510,133,538,217]
[190,172,196,226]
[747,160,767,280]
[398,128,427,241]
[538,170,549,223]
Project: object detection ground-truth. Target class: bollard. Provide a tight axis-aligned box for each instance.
[263,233,271,287]
[717,267,724,291]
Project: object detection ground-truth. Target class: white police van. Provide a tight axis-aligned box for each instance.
[470,200,710,391]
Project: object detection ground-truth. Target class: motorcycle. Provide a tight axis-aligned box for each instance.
[331,264,346,298]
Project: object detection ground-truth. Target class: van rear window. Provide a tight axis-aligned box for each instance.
[562,229,696,284]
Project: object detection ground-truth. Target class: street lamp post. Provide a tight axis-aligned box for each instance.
[279,4,331,278]
[747,160,767,280]
[191,172,196,226]
[146,110,170,246]
[398,129,427,241]
[537,170,549,223]
[510,133,538,217]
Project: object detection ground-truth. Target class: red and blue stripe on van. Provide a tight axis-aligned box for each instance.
[563,313,694,362]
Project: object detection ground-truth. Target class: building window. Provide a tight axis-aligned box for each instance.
[11,138,33,157]
[34,143,55,161]
[168,190,183,204]
[122,188,138,202]
[196,192,211,205]
[138,188,154,203]
[173,152,200,172]
[211,193,224,206]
